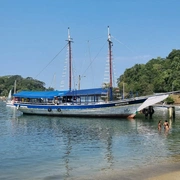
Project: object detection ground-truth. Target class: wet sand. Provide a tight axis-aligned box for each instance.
[147,171,180,180]
[76,161,180,180]
[107,162,180,180]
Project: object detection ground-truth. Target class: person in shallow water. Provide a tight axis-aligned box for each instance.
[158,120,162,131]
[163,120,169,131]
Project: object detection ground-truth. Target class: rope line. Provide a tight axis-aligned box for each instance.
[112,36,134,53]
[81,40,107,76]
[35,43,68,78]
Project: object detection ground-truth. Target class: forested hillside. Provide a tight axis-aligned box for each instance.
[0,75,53,96]
[117,49,180,96]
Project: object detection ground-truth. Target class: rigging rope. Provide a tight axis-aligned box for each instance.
[34,43,68,79]
[81,40,107,76]
[112,36,133,53]
[87,40,94,86]
[78,36,105,75]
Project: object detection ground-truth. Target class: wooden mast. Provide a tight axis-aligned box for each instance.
[67,27,73,91]
[107,26,113,101]
[14,80,16,94]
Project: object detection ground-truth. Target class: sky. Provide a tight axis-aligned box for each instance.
[0,0,180,90]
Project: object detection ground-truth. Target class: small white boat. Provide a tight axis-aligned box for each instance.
[6,80,16,107]
[6,89,14,107]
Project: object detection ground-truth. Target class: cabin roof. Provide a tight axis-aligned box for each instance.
[13,88,108,99]
[13,90,67,99]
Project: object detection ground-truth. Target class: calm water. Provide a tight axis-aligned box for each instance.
[0,101,180,180]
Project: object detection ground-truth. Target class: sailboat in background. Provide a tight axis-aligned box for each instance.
[6,80,16,107]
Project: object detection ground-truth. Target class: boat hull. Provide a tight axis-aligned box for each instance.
[15,99,146,118]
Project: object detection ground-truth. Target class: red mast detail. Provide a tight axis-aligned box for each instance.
[107,26,113,101]
[67,27,73,91]
[108,26,113,89]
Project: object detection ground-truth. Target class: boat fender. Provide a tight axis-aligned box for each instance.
[48,108,52,112]
[57,108,61,112]
[17,104,20,109]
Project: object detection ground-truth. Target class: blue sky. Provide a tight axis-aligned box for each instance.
[0,0,180,90]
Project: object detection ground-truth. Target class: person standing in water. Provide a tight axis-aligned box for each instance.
[158,120,162,131]
[163,120,169,131]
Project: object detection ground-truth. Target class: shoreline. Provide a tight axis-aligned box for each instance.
[146,171,180,180]
[76,161,180,180]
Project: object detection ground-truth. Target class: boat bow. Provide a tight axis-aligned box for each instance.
[137,94,169,112]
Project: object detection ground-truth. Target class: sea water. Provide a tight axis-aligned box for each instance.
[0,101,180,180]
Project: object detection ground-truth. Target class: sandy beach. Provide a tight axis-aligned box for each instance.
[76,161,180,180]
[147,171,180,180]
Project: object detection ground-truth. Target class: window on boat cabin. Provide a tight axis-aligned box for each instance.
[54,97,58,104]
[76,96,81,104]
[80,95,98,103]
[59,97,63,103]
[62,96,73,103]
[48,99,53,103]
[14,97,20,102]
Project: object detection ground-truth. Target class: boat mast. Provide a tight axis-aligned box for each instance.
[123,82,124,99]
[14,80,16,94]
[108,26,113,101]
[67,27,73,91]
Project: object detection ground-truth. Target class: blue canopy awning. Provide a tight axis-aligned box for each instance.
[13,88,108,99]
[13,90,68,99]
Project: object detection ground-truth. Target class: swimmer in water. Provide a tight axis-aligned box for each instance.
[158,120,162,131]
[163,120,169,131]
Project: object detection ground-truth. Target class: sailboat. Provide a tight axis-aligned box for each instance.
[6,89,14,107]
[6,80,16,107]
[13,27,168,118]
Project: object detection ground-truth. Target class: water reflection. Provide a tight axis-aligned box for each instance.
[1,102,180,179]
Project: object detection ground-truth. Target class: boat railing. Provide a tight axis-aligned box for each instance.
[16,100,108,106]
[15,101,55,105]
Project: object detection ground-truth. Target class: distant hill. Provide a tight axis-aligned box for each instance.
[117,49,180,96]
[0,75,53,97]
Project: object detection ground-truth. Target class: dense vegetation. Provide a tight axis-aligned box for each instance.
[117,49,180,97]
[0,75,53,96]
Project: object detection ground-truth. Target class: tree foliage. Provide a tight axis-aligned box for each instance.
[165,96,174,104]
[117,49,180,96]
[0,75,53,96]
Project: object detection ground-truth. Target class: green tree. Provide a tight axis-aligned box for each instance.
[0,75,50,96]
[117,49,180,96]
